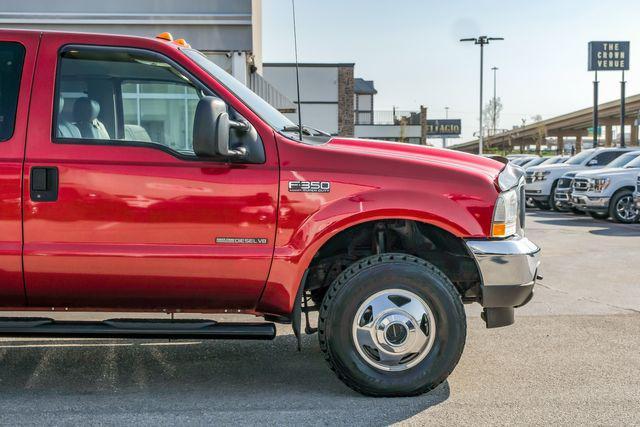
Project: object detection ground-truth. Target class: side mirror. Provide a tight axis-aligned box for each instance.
[587,159,598,166]
[193,96,247,159]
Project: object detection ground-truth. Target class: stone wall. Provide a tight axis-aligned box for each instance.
[338,66,355,136]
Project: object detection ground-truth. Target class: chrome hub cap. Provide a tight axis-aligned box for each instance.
[616,196,638,221]
[352,289,436,372]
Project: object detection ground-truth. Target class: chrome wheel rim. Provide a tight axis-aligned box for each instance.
[352,289,436,372]
[616,195,638,221]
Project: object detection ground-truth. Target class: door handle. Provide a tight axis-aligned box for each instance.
[30,167,59,202]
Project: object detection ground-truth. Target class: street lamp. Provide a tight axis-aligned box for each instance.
[491,66,498,136]
[442,106,449,148]
[460,36,504,155]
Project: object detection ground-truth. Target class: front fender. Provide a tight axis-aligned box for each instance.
[257,188,492,316]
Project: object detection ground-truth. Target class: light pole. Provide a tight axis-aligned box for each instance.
[460,36,504,155]
[491,66,498,136]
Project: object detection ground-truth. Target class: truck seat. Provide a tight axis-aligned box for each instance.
[56,98,81,139]
[73,97,110,140]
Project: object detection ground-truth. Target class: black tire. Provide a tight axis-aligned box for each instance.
[548,181,559,211]
[533,200,551,210]
[589,211,609,220]
[318,253,466,397]
[609,190,639,224]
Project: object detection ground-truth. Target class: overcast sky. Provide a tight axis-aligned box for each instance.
[262,0,640,144]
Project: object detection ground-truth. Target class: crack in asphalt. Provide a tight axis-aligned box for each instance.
[536,282,640,314]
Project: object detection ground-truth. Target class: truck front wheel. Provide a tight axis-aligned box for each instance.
[318,253,466,397]
[609,190,639,223]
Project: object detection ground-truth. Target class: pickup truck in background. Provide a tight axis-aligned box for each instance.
[570,151,640,222]
[0,29,540,397]
[524,156,568,208]
[525,147,638,210]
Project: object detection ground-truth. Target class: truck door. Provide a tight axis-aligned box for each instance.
[0,31,39,307]
[23,35,279,310]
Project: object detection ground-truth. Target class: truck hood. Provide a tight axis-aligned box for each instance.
[527,163,578,174]
[325,138,504,179]
[575,167,640,179]
[561,171,580,179]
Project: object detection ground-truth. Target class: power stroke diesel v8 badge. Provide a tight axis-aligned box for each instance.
[288,181,331,193]
[215,237,268,245]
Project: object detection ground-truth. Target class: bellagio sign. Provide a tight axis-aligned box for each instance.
[588,41,630,71]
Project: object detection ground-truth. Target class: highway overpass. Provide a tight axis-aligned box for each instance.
[451,94,640,153]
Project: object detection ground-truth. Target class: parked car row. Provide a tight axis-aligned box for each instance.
[523,148,640,223]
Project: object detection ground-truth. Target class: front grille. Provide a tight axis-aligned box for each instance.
[573,178,590,191]
[557,177,573,189]
[636,176,640,193]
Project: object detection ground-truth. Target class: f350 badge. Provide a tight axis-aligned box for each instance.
[288,181,331,193]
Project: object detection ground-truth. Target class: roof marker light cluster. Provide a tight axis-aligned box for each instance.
[155,33,191,48]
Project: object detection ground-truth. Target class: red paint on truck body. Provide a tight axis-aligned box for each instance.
[0,29,503,316]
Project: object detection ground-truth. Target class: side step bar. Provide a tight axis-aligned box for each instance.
[0,318,276,340]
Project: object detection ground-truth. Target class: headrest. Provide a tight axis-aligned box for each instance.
[59,97,65,112]
[73,97,100,122]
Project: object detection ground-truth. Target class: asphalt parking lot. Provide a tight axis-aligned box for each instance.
[0,211,639,425]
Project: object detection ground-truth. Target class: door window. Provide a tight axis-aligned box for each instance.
[591,151,626,166]
[54,47,208,157]
[0,42,25,141]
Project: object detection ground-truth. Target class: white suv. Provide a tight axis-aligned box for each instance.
[571,151,640,222]
[525,148,638,210]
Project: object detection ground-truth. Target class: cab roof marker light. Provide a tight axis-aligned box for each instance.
[156,32,174,42]
[174,39,191,48]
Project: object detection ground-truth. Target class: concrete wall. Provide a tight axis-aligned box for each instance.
[262,66,339,102]
[263,64,346,135]
[283,104,339,134]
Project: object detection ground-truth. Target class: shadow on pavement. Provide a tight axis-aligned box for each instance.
[0,334,449,424]
[527,210,640,235]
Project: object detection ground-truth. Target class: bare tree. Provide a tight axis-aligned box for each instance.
[483,97,503,135]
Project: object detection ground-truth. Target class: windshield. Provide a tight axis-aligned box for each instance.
[606,152,640,168]
[525,158,546,167]
[565,150,594,165]
[183,49,296,132]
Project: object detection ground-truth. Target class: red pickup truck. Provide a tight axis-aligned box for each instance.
[0,29,540,396]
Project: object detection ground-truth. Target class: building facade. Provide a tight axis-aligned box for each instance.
[0,0,295,115]
[262,63,355,135]
[0,0,263,83]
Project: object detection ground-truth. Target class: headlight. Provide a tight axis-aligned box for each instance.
[591,178,610,192]
[492,188,518,238]
[534,171,551,181]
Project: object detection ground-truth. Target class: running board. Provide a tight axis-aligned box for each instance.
[0,318,276,340]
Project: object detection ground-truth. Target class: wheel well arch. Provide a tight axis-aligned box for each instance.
[611,185,636,196]
[303,218,482,304]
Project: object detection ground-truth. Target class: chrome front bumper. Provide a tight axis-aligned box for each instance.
[572,194,610,211]
[465,236,540,311]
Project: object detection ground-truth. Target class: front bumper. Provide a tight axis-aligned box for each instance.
[571,193,610,212]
[465,236,541,327]
[525,179,551,200]
[554,188,573,209]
